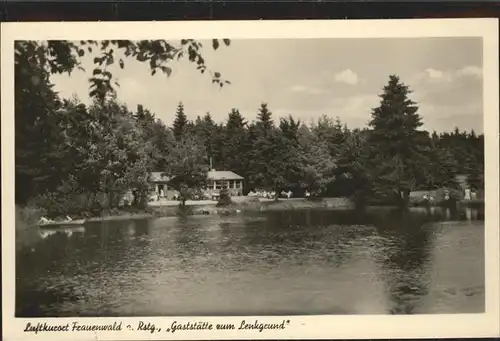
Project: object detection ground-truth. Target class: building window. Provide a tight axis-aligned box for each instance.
[206,181,214,190]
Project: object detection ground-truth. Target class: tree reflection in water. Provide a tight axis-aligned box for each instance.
[16,206,484,317]
[371,208,439,314]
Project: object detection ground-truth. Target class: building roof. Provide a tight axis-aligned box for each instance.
[149,172,171,182]
[150,170,243,182]
[207,170,244,180]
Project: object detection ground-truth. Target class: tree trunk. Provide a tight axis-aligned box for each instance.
[86,192,93,210]
[106,192,112,209]
[352,190,367,210]
[90,192,99,214]
[137,192,146,209]
[132,190,138,206]
[399,189,410,208]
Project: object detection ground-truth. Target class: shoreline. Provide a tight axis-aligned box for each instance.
[17,197,486,226]
[85,213,156,222]
[15,198,485,249]
[80,197,486,222]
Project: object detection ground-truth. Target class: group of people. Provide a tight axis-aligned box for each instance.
[422,194,436,204]
[463,188,478,201]
[420,187,478,205]
[149,187,314,202]
[247,190,294,199]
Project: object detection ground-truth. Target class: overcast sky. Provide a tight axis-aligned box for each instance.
[51,37,483,133]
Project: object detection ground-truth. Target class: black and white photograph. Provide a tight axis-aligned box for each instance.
[2,19,499,340]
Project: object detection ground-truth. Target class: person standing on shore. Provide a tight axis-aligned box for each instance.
[422,194,429,206]
[444,189,450,201]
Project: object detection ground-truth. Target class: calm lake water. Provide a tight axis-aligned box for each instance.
[16,207,485,317]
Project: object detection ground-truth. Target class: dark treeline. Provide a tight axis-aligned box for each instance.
[15,40,484,217]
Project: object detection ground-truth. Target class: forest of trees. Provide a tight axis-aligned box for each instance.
[15,40,484,217]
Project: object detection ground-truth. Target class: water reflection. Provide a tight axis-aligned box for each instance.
[370,209,434,314]
[39,226,86,239]
[16,206,484,317]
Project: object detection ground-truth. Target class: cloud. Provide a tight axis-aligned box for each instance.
[416,65,482,84]
[411,64,483,113]
[334,69,360,85]
[422,68,453,83]
[456,65,482,79]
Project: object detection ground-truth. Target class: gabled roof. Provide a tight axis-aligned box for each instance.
[150,170,243,182]
[207,170,243,180]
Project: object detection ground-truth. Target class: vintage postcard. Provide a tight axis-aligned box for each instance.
[2,19,499,340]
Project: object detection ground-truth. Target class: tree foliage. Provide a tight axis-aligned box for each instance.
[15,41,484,216]
[367,75,430,205]
[173,102,188,141]
[14,39,231,103]
[162,135,209,206]
[298,125,337,196]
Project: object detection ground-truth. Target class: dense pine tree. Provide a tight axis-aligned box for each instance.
[298,124,337,196]
[256,103,273,131]
[247,104,278,191]
[163,135,208,207]
[278,116,303,191]
[14,41,485,215]
[173,102,188,141]
[222,109,249,176]
[367,75,430,205]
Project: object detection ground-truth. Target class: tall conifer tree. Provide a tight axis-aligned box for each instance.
[368,75,429,205]
[173,102,188,141]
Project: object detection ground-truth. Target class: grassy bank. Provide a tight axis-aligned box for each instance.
[258,197,354,210]
[84,207,161,222]
[148,196,484,213]
[149,197,355,216]
[149,196,352,211]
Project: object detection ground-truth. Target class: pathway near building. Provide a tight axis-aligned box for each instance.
[148,199,217,207]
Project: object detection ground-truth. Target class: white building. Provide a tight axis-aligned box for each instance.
[206,170,244,196]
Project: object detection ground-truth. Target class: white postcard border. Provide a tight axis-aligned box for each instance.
[2,19,499,340]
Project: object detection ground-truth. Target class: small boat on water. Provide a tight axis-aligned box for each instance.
[37,217,86,228]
